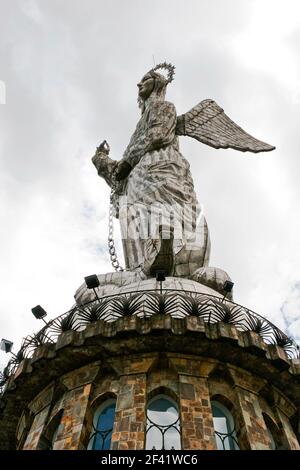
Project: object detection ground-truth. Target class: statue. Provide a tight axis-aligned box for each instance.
[91,62,274,287]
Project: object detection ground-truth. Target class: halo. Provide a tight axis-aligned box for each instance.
[150,61,175,84]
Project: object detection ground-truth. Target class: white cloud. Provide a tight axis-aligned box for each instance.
[281,283,300,341]
[0,80,5,104]
[232,0,300,92]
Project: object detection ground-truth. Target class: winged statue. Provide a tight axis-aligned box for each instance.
[91,62,275,287]
[175,98,274,153]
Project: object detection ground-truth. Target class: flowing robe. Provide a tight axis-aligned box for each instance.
[93,98,210,276]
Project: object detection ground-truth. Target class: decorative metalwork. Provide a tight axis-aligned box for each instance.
[212,401,240,450]
[146,415,180,450]
[1,288,299,391]
[214,427,240,451]
[145,292,178,316]
[88,425,114,451]
[88,401,116,450]
[110,294,144,317]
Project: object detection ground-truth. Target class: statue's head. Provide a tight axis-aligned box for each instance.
[137,62,175,111]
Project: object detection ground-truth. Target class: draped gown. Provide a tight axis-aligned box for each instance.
[92,96,210,277]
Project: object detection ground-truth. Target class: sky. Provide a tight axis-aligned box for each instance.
[0,0,300,369]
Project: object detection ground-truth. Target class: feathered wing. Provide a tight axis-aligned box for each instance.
[175,99,275,153]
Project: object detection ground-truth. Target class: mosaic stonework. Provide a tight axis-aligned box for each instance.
[0,316,299,450]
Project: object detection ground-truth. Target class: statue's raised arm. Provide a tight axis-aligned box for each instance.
[92,140,117,188]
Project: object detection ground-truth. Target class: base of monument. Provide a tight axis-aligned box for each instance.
[74,266,232,306]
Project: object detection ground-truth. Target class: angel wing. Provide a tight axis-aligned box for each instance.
[175,99,275,153]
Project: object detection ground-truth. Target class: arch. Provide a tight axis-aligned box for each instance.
[211,400,239,450]
[87,397,116,450]
[146,392,181,450]
[147,386,178,404]
[16,409,34,450]
[208,367,240,435]
[208,364,235,387]
[262,413,281,450]
[38,409,64,450]
[147,358,179,399]
[90,391,117,413]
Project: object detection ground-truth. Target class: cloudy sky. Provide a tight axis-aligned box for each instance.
[0,0,300,369]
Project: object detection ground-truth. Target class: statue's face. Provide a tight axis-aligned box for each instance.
[137,73,155,100]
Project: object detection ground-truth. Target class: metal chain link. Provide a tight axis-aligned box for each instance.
[108,172,124,272]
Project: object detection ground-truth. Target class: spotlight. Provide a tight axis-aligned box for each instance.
[155,271,166,282]
[84,275,100,302]
[31,305,48,325]
[31,305,47,320]
[156,270,166,295]
[84,275,100,289]
[0,339,14,354]
[223,281,234,293]
[221,280,234,302]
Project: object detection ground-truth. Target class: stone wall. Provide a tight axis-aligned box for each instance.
[18,353,299,450]
[1,316,299,450]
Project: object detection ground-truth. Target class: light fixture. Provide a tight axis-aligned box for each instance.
[84,275,100,289]
[156,270,166,295]
[31,305,48,324]
[0,339,13,354]
[84,275,100,302]
[221,280,234,302]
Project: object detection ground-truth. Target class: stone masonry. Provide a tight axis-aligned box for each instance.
[0,315,299,450]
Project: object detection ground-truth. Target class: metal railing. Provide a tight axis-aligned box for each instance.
[1,289,299,392]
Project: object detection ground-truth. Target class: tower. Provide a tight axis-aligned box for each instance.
[1,272,299,451]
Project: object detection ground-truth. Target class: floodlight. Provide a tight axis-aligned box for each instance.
[31,305,47,320]
[85,275,100,289]
[223,281,234,293]
[155,270,166,295]
[155,271,166,282]
[84,275,100,302]
[0,339,14,354]
[221,280,234,302]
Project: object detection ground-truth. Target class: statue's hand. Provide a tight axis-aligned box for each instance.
[95,140,110,157]
[115,160,132,181]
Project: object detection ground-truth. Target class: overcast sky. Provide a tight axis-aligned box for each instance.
[0,0,300,369]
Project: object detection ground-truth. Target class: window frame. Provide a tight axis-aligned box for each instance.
[146,393,181,450]
[211,400,239,450]
[87,398,116,451]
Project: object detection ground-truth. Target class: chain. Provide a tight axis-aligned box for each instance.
[108,172,124,272]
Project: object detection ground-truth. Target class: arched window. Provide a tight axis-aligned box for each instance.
[88,399,116,450]
[263,413,278,450]
[212,400,239,450]
[146,394,181,450]
[38,410,63,450]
